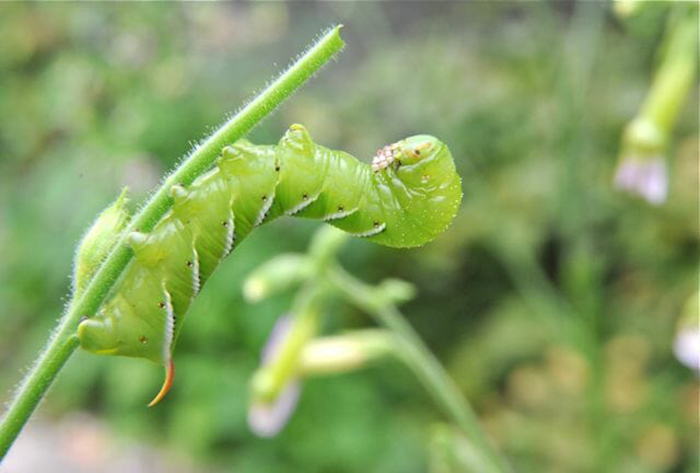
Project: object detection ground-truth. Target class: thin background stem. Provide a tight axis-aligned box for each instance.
[0,26,344,460]
[330,266,510,473]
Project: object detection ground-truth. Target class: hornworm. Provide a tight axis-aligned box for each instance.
[77,124,462,405]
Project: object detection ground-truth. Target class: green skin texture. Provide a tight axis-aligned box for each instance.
[78,124,462,366]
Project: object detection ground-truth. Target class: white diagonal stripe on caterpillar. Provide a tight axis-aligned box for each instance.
[285,192,320,216]
[161,285,176,361]
[191,246,201,297]
[254,192,275,227]
[352,222,386,238]
[223,210,235,257]
[322,207,358,222]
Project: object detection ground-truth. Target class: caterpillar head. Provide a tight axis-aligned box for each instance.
[369,135,462,248]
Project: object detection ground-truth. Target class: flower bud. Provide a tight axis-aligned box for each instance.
[72,188,130,297]
[309,226,349,266]
[243,254,312,302]
[613,153,668,206]
[377,278,416,305]
[299,329,396,376]
[613,0,643,19]
[614,11,697,206]
[248,381,301,439]
[248,302,319,437]
[674,291,699,373]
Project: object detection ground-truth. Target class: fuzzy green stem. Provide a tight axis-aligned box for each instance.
[0,26,344,460]
[640,11,697,135]
[329,266,510,473]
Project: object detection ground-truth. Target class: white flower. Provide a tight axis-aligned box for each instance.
[248,382,301,438]
[247,315,302,438]
[673,327,700,373]
[247,315,395,437]
[614,155,668,205]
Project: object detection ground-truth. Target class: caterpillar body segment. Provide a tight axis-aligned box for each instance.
[77,124,462,405]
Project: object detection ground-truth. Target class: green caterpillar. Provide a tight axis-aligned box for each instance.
[77,124,462,405]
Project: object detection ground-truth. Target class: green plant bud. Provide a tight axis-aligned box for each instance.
[613,0,643,19]
[243,253,313,302]
[309,226,349,266]
[250,287,323,401]
[248,309,317,438]
[299,329,396,376]
[377,278,417,305]
[621,117,666,156]
[250,311,317,402]
[72,188,130,297]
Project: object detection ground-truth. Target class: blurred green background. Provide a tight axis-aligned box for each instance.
[0,2,697,472]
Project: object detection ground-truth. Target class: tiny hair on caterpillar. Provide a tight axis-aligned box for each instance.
[76,124,462,406]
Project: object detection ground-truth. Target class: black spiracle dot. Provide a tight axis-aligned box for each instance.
[158,301,166,309]
[338,205,344,212]
[139,335,148,344]
[373,221,380,228]
[186,261,193,267]
[275,165,280,172]
[222,220,229,227]
[262,195,267,202]
[302,193,308,200]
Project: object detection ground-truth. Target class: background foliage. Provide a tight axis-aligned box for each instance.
[0,2,697,472]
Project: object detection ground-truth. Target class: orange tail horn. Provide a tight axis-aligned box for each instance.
[148,358,175,407]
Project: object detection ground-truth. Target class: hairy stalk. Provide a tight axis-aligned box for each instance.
[329,266,510,473]
[0,26,344,460]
